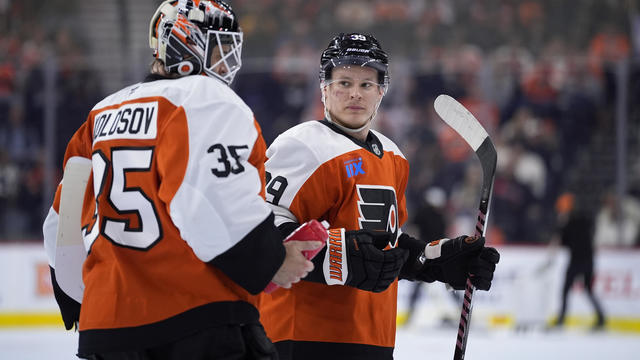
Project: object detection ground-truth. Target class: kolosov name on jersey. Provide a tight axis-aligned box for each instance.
[93,102,158,144]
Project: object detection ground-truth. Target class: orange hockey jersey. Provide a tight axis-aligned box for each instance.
[42,74,285,354]
[259,120,410,358]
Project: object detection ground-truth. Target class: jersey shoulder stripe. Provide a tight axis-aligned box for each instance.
[269,120,362,165]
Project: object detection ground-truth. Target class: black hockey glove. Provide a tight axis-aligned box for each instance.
[398,234,499,290]
[50,267,81,330]
[305,228,408,292]
[343,229,409,292]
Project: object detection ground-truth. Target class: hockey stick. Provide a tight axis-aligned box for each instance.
[55,156,92,303]
[434,94,497,360]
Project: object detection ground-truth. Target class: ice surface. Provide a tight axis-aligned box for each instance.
[395,327,640,360]
[1,327,638,360]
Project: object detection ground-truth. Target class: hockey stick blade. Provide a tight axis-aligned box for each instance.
[434,94,497,360]
[434,95,488,152]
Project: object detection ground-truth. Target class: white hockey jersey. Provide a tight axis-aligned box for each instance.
[42,74,284,353]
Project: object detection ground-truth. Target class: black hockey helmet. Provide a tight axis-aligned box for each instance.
[319,33,389,87]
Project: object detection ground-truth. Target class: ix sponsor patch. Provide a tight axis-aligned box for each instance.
[344,157,365,178]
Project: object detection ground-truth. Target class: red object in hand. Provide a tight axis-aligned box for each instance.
[264,220,328,293]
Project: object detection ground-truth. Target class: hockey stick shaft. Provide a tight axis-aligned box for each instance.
[454,144,494,360]
[434,95,496,360]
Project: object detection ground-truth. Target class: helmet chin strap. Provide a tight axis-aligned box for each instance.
[321,84,385,135]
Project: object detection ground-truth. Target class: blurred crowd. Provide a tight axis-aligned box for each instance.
[1,0,639,247]
[1,1,103,240]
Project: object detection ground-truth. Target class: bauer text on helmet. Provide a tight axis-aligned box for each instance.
[320,33,390,87]
[149,0,242,85]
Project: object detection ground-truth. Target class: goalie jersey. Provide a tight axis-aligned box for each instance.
[42,74,285,354]
[259,120,410,358]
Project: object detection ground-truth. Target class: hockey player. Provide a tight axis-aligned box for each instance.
[41,1,326,359]
[259,33,500,360]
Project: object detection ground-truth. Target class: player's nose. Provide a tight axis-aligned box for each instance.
[216,62,229,76]
[350,87,363,99]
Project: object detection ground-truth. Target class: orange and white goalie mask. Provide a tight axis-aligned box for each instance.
[149,0,243,85]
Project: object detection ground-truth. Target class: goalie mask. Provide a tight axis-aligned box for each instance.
[149,0,242,85]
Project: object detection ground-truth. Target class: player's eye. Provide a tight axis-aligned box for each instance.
[360,81,381,91]
[338,80,352,87]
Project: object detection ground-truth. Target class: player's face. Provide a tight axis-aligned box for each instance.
[209,44,232,76]
[324,65,384,135]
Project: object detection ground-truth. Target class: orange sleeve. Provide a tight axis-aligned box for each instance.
[396,155,410,228]
[249,118,267,199]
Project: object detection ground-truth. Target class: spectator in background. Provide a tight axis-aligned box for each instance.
[0,148,20,238]
[0,41,16,119]
[594,190,640,247]
[588,22,630,106]
[550,192,606,331]
[448,161,483,234]
[54,28,103,166]
[17,155,45,238]
[490,139,537,243]
[0,98,43,238]
[0,98,40,168]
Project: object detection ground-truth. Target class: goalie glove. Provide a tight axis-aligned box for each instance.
[309,228,408,292]
[398,233,499,290]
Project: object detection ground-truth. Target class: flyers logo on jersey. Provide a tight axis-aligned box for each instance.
[356,185,398,246]
[93,102,158,144]
[344,157,365,178]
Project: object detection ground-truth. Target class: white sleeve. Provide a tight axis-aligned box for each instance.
[43,206,59,267]
[265,133,321,220]
[169,90,272,262]
[268,203,298,227]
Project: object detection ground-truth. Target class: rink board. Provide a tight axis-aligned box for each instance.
[1,244,639,332]
[398,245,640,333]
[0,244,63,327]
